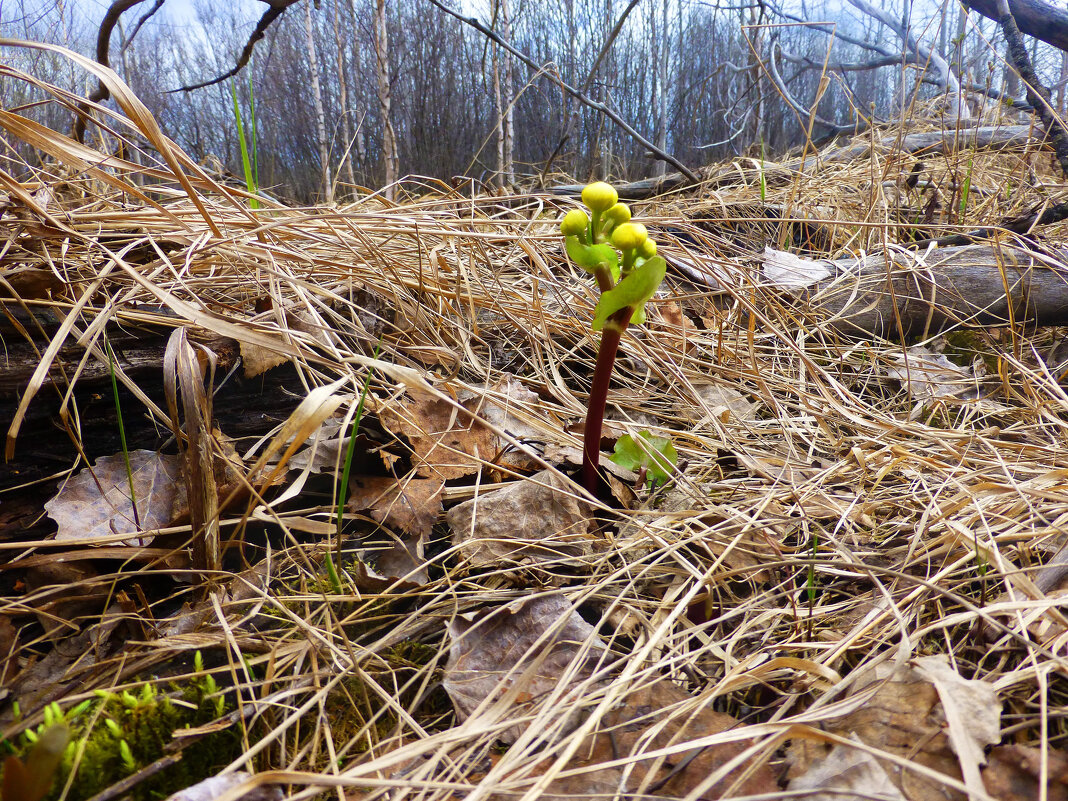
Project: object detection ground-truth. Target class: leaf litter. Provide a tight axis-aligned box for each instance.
[2,50,1068,801]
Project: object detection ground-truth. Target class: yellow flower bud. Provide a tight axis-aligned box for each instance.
[581,181,618,213]
[560,209,589,236]
[611,222,648,251]
[604,202,631,225]
[639,238,657,259]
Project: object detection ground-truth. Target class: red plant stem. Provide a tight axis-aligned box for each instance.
[582,306,633,497]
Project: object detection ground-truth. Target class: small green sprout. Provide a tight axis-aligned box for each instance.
[119,739,136,773]
[610,432,678,488]
[560,182,671,496]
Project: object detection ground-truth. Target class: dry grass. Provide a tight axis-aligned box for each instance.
[2,42,1068,801]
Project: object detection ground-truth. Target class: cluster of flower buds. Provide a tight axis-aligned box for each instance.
[561,182,659,276]
[559,181,666,330]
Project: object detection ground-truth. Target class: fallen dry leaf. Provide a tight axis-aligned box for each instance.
[446,469,602,569]
[885,344,998,420]
[681,381,760,425]
[912,654,1001,798]
[44,450,185,545]
[373,536,428,585]
[982,745,1068,801]
[381,393,498,480]
[442,595,776,798]
[763,245,832,289]
[443,595,610,744]
[379,377,558,480]
[164,771,282,801]
[537,679,779,800]
[653,300,698,353]
[788,734,906,800]
[787,657,1002,801]
[348,475,444,537]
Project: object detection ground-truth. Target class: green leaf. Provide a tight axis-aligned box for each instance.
[565,237,619,280]
[609,432,678,487]
[591,256,665,331]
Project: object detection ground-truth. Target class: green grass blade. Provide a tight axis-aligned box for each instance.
[106,340,141,531]
[230,79,259,210]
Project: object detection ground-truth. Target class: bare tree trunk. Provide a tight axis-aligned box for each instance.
[346,0,369,167]
[652,0,668,177]
[501,0,514,187]
[304,1,332,203]
[492,8,504,187]
[374,0,399,199]
[333,0,357,196]
[1004,42,1021,99]
[1059,50,1068,115]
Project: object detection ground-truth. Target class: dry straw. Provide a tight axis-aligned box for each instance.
[2,38,1068,800]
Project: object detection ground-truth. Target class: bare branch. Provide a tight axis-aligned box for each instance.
[73,0,152,142]
[424,0,699,183]
[121,0,165,57]
[964,0,1068,53]
[174,0,302,92]
[767,41,856,135]
[994,0,1068,176]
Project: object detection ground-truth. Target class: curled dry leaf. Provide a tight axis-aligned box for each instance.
[442,595,610,744]
[379,376,560,480]
[787,657,1001,801]
[348,474,444,585]
[763,245,832,289]
[44,450,185,546]
[885,344,993,420]
[680,381,760,426]
[788,734,906,801]
[348,475,444,537]
[982,745,1068,801]
[912,655,1001,797]
[446,469,602,569]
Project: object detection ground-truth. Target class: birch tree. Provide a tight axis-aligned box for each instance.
[303,0,332,202]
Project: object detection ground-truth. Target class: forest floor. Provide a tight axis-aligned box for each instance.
[2,66,1068,801]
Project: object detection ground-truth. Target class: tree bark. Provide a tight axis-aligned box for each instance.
[963,0,1068,54]
[303,1,332,203]
[756,244,1068,339]
[374,0,399,199]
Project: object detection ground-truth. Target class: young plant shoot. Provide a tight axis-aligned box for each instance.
[560,182,672,496]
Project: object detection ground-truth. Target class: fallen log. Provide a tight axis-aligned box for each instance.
[674,241,1068,339]
[552,125,1047,201]
[788,243,1068,338]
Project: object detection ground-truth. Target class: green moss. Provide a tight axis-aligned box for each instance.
[943,330,999,373]
[1,671,241,801]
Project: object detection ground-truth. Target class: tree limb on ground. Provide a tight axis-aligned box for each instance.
[553,125,1047,200]
[766,243,1068,339]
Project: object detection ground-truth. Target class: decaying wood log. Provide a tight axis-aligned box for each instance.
[0,310,302,539]
[789,243,1068,338]
[552,125,1047,201]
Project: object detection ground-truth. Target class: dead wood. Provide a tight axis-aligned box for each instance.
[794,242,1068,338]
[553,125,1047,201]
[0,312,301,539]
